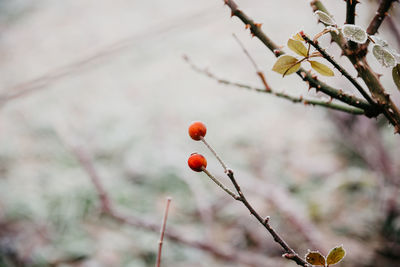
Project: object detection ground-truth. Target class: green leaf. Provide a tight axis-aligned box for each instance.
[287,39,308,57]
[326,245,346,265]
[292,32,304,42]
[342,24,368,44]
[309,61,334,76]
[305,251,326,266]
[393,64,400,91]
[314,10,336,26]
[372,45,396,68]
[272,55,301,76]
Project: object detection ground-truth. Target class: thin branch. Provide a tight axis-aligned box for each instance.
[184,56,365,115]
[225,169,309,267]
[221,0,373,113]
[300,33,377,107]
[72,145,112,214]
[232,33,271,91]
[202,168,240,200]
[345,0,359,50]
[366,0,397,35]
[243,181,327,253]
[200,137,229,172]
[59,138,276,266]
[232,34,259,71]
[156,197,172,267]
[198,138,309,266]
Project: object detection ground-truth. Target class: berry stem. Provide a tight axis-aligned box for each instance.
[201,168,240,200]
[200,137,228,172]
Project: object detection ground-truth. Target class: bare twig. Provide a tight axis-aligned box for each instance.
[156,197,172,267]
[200,136,229,172]
[232,33,271,91]
[199,139,310,266]
[225,169,309,267]
[184,56,365,115]
[202,168,239,200]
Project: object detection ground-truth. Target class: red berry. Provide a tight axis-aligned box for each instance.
[188,121,207,141]
[188,153,207,172]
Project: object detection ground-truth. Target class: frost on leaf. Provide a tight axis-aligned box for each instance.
[272,55,301,76]
[326,245,346,265]
[314,10,336,26]
[342,24,368,44]
[372,45,396,68]
[370,35,388,47]
[287,38,308,57]
[309,61,334,76]
[388,49,400,64]
[305,251,326,266]
[393,64,400,91]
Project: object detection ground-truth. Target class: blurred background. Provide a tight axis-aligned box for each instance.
[0,0,399,266]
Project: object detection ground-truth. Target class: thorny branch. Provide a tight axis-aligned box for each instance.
[221,0,374,114]
[300,33,377,107]
[184,55,365,115]
[311,0,400,133]
[366,0,398,36]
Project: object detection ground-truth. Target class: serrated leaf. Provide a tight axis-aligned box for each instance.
[272,55,301,76]
[372,45,396,68]
[342,24,368,44]
[327,245,346,265]
[314,10,336,26]
[292,32,304,41]
[309,61,334,76]
[288,39,308,57]
[305,251,326,266]
[393,64,400,91]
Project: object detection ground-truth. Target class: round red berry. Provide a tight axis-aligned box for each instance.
[188,121,207,141]
[188,153,207,172]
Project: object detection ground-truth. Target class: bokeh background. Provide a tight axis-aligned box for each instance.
[0,0,399,266]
